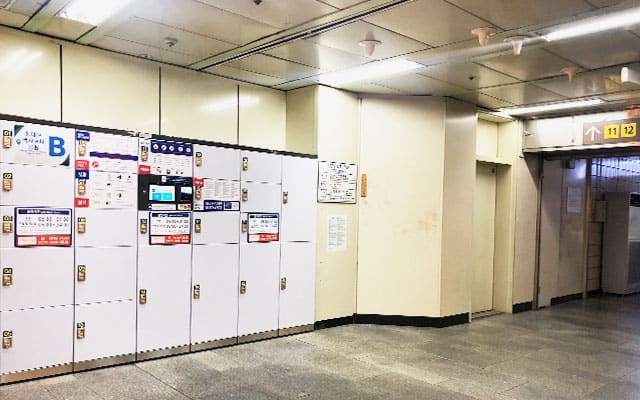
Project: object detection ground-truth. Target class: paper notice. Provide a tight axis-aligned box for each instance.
[327,214,347,252]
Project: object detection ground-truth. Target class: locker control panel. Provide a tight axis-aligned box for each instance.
[138,175,193,211]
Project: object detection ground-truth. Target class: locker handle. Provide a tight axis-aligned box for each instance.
[242,188,248,202]
[240,281,247,294]
[76,322,85,340]
[77,265,86,282]
[193,284,200,300]
[2,173,12,192]
[139,289,147,304]
[242,157,248,171]
[283,191,288,204]
[2,331,12,349]
[280,277,287,291]
[241,220,248,233]
[2,268,12,287]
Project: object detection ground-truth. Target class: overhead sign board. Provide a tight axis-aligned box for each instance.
[583,119,640,145]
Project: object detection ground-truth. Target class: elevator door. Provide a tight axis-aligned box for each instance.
[472,162,496,313]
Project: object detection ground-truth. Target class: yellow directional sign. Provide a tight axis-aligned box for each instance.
[583,118,640,145]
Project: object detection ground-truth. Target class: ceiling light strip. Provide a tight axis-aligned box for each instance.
[545,7,640,42]
[22,0,71,32]
[500,99,605,116]
[188,0,413,71]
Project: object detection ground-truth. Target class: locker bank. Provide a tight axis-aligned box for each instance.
[1,0,640,399]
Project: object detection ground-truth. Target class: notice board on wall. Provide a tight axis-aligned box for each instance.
[317,161,357,204]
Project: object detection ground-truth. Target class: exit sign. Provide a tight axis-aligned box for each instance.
[583,119,639,145]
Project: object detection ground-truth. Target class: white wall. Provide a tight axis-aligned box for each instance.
[358,96,445,317]
[0,27,286,150]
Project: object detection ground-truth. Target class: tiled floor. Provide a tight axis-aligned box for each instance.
[3,296,640,399]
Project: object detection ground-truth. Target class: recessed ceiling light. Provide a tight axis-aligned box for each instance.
[58,0,135,25]
[545,7,640,42]
[318,58,423,86]
[500,99,605,116]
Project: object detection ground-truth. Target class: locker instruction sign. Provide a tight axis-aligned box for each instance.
[247,213,279,243]
[317,161,357,204]
[15,208,72,247]
[193,178,240,211]
[139,139,193,176]
[149,212,191,245]
[583,118,640,145]
[75,130,138,173]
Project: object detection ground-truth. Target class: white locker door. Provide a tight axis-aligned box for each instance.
[1,248,73,311]
[75,247,136,304]
[240,182,282,213]
[281,157,317,242]
[0,306,73,375]
[194,145,240,180]
[0,164,73,207]
[191,244,239,344]
[74,301,136,363]
[240,151,281,183]
[137,245,191,352]
[192,212,240,245]
[279,242,316,330]
[238,242,280,337]
[75,209,137,247]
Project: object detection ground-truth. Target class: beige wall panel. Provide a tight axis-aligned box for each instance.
[513,154,539,306]
[161,67,237,143]
[493,164,515,313]
[557,160,586,297]
[0,27,61,121]
[539,160,563,306]
[358,96,445,317]
[440,101,477,317]
[238,85,286,150]
[476,119,498,158]
[315,86,359,321]
[62,43,159,133]
[285,86,317,155]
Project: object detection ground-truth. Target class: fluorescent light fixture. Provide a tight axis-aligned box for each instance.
[58,0,135,25]
[318,58,423,86]
[500,99,604,116]
[201,96,259,113]
[545,7,640,42]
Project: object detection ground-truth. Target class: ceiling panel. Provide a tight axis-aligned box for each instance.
[0,9,29,27]
[307,20,429,60]
[585,0,626,7]
[480,82,567,105]
[533,69,628,98]
[93,36,200,66]
[108,17,236,61]
[452,92,516,109]
[198,0,338,29]
[374,73,467,95]
[264,39,370,71]
[332,81,403,94]
[135,0,278,46]
[317,0,366,9]
[478,48,574,81]
[39,16,93,41]
[547,31,640,70]
[365,0,493,47]
[418,62,519,90]
[599,90,640,102]
[7,0,45,16]
[445,0,594,30]
[206,64,287,86]
[225,54,320,81]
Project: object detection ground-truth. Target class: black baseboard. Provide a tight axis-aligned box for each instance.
[551,293,583,305]
[314,315,354,330]
[512,301,533,314]
[353,313,469,328]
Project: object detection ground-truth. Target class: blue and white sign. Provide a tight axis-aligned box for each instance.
[1,121,73,166]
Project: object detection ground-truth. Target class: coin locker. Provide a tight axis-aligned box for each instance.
[281,156,318,242]
[191,243,239,345]
[0,305,73,380]
[278,242,316,331]
[74,209,137,247]
[193,145,240,180]
[240,151,282,183]
[237,242,280,337]
[73,301,136,365]
[0,164,74,208]
[75,246,137,304]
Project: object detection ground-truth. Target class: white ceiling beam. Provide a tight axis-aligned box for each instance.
[22,0,71,32]
[188,0,414,71]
